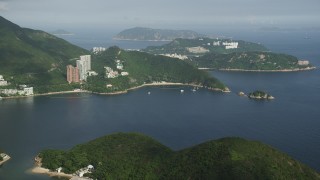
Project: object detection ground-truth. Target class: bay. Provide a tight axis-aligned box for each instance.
[0,30,319,179]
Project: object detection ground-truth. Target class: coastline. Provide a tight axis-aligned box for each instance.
[198,66,316,72]
[29,155,75,179]
[96,82,230,95]
[1,82,229,99]
[30,166,74,179]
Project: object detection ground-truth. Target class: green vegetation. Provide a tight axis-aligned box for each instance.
[1,17,226,96]
[85,46,226,93]
[0,16,88,94]
[194,51,314,70]
[114,27,203,41]
[144,38,314,71]
[39,133,320,179]
[144,38,268,55]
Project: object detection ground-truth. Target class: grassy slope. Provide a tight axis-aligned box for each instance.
[40,133,320,180]
[86,47,226,93]
[0,16,88,93]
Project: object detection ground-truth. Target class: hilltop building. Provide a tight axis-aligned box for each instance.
[66,65,80,83]
[222,42,238,49]
[92,47,106,54]
[213,41,239,49]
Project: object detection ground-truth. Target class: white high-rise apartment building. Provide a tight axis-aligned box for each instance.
[76,55,91,81]
[80,55,91,71]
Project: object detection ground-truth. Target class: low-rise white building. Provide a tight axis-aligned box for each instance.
[92,47,106,54]
[223,42,238,49]
[121,72,129,76]
[160,53,188,60]
[0,80,8,86]
[87,71,98,76]
[0,87,33,96]
[0,75,8,86]
[298,60,310,66]
[116,63,124,70]
[104,67,119,78]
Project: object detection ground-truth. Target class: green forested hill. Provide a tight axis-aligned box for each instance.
[144,38,268,55]
[0,16,88,93]
[85,46,226,93]
[144,37,315,71]
[39,133,320,180]
[194,51,314,70]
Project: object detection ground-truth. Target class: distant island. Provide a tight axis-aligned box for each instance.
[50,29,74,36]
[34,132,320,179]
[143,38,315,71]
[114,27,204,41]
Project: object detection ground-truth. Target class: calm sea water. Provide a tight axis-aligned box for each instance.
[0,30,319,179]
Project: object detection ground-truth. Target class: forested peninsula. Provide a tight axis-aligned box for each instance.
[36,133,320,180]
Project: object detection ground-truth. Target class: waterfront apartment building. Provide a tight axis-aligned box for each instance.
[67,65,80,83]
[77,55,91,81]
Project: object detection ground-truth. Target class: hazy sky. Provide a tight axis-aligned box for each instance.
[0,0,319,31]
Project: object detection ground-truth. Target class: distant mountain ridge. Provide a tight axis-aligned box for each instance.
[114,27,205,41]
[50,29,74,35]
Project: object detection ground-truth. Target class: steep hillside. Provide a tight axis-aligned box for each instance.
[0,16,88,93]
[39,133,320,180]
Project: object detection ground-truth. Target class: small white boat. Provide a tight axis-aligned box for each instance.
[180,89,184,93]
[192,88,196,92]
[147,92,151,95]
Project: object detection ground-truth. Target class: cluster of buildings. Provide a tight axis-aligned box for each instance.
[104,59,129,79]
[0,75,8,86]
[67,55,97,83]
[212,41,239,49]
[187,46,210,54]
[92,47,106,54]
[0,75,34,97]
[297,60,310,66]
[0,85,34,96]
[160,53,188,60]
[56,165,94,179]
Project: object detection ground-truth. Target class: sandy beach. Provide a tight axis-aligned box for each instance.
[94,82,227,95]
[1,82,228,99]
[30,166,74,179]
